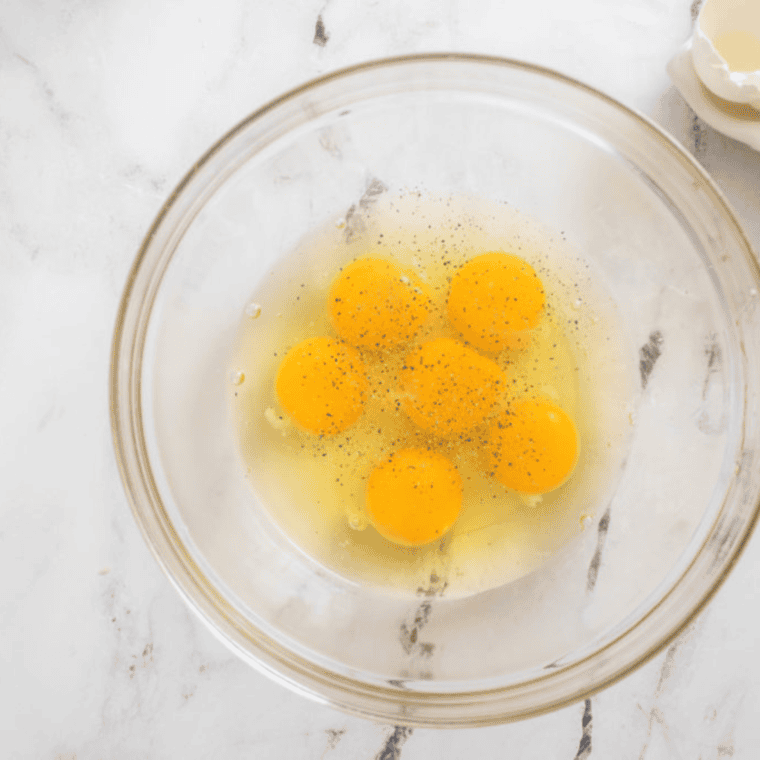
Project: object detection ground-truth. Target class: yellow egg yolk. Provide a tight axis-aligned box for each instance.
[399,337,504,437]
[488,397,578,494]
[275,336,368,435]
[328,257,431,350]
[366,448,463,546]
[447,252,545,352]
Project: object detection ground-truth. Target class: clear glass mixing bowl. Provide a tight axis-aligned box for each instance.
[110,54,760,726]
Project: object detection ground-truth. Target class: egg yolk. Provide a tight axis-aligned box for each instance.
[488,397,578,494]
[447,252,545,352]
[399,337,504,437]
[328,257,431,350]
[366,448,463,546]
[275,336,368,435]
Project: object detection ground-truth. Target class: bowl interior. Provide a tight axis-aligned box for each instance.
[113,55,760,726]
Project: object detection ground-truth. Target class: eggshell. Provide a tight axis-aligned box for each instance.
[691,0,760,106]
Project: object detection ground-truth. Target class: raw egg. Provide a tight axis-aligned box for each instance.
[275,336,368,435]
[232,193,629,595]
[328,257,431,350]
[447,252,545,352]
[488,396,578,494]
[366,448,463,546]
[399,337,504,437]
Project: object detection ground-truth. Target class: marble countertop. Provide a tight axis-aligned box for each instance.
[3,0,760,757]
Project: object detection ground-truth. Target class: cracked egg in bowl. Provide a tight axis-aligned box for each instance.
[111,55,760,727]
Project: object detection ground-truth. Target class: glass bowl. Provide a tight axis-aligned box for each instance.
[110,54,760,727]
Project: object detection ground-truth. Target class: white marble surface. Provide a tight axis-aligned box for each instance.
[3,0,760,757]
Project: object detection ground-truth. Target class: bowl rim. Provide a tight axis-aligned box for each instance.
[109,52,760,727]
